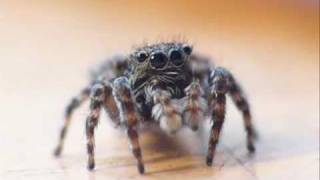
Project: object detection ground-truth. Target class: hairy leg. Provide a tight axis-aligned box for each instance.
[54,87,90,156]
[206,92,226,166]
[182,80,207,131]
[112,77,144,174]
[85,83,105,170]
[206,67,256,165]
[227,70,257,152]
[54,56,127,157]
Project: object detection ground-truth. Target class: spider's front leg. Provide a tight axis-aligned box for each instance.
[206,67,256,166]
[85,83,107,170]
[206,89,226,166]
[112,77,145,174]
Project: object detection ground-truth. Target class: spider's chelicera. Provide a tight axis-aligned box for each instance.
[54,42,257,174]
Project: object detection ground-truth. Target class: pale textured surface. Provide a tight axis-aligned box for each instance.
[0,1,319,180]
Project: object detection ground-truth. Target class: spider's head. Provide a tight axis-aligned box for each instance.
[128,42,193,98]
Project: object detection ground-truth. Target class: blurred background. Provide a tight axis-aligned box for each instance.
[0,0,319,180]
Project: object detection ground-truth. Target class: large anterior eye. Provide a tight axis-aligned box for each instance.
[137,51,148,62]
[150,52,167,69]
[169,49,183,66]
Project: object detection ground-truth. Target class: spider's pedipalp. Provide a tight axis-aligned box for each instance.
[182,80,207,131]
[112,76,145,174]
[54,87,90,157]
[151,88,182,134]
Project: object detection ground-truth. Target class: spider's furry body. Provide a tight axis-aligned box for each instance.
[54,42,257,174]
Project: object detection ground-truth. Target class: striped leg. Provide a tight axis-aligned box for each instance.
[54,87,90,156]
[86,83,105,170]
[182,80,207,131]
[112,77,144,174]
[206,67,256,165]
[206,67,231,165]
[206,93,226,166]
[228,75,256,153]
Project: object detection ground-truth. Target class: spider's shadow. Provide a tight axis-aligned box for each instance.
[141,128,237,175]
[98,126,255,175]
[98,128,206,174]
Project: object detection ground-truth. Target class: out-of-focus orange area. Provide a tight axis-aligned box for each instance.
[0,1,319,180]
[0,0,318,92]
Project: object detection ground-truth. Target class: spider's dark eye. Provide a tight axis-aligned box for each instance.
[137,51,148,62]
[169,49,183,66]
[150,52,167,69]
[182,45,192,55]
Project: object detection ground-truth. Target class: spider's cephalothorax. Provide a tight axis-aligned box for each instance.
[128,43,192,98]
[54,42,257,174]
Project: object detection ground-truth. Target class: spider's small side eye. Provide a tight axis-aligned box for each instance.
[182,45,192,55]
[137,51,148,62]
[169,49,183,66]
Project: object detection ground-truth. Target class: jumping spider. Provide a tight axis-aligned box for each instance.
[54,42,256,174]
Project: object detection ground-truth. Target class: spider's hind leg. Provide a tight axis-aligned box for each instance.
[54,87,90,156]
